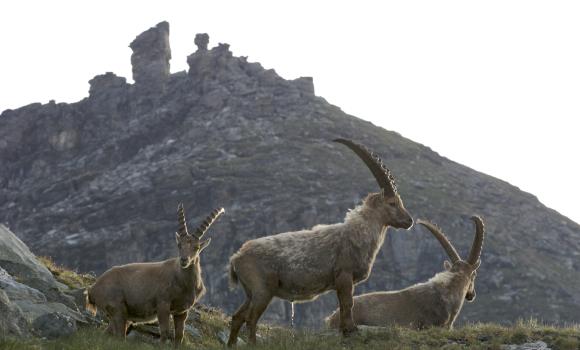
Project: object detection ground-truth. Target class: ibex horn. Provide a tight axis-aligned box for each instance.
[194,208,225,239]
[417,219,461,263]
[467,216,485,265]
[177,203,189,237]
[334,138,398,196]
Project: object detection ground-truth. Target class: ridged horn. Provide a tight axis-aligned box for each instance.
[333,138,398,196]
[194,208,225,239]
[417,219,461,263]
[467,216,485,265]
[177,203,189,236]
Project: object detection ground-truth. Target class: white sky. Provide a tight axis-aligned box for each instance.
[1,1,579,224]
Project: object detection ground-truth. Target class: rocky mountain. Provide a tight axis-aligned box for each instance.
[1,22,579,328]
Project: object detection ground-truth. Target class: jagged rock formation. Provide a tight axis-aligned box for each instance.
[130,21,171,95]
[0,22,579,328]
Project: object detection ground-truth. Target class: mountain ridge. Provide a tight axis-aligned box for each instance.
[1,22,579,328]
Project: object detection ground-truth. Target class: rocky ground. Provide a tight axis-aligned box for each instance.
[0,21,579,328]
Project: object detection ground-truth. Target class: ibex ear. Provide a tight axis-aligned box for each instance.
[443,260,452,271]
[199,238,211,252]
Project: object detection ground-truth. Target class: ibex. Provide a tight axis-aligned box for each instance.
[85,204,224,346]
[227,139,414,346]
[325,216,485,330]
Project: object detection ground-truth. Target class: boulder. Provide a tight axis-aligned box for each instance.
[0,224,66,295]
[31,311,77,339]
[0,289,29,337]
[0,226,85,338]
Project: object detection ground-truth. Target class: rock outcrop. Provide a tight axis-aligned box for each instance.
[0,225,85,338]
[129,21,171,95]
[0,22,579,328]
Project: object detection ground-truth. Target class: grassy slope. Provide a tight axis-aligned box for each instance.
[1,260,578,350]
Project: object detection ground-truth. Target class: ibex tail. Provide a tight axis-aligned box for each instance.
[229,262,239,289]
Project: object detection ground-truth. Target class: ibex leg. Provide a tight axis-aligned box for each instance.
[227,298,250,347]
[173,311,188,346]
[335,271,357,335]
[106,304,128,338]
[157,302,172,343]
[246,291,272,345]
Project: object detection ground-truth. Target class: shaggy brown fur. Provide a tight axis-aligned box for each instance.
[325,216,485,330]
[86,204,224,346]
[227,139,413,346]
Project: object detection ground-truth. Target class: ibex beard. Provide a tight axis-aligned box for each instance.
[85,204,224,346]
[227,139,413,346]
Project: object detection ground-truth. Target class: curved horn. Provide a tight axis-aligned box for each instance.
[333,138,397,196]
[467,216,485,265]
[194,208,225,239]
[417,219,461,263]
[177,203,189,236]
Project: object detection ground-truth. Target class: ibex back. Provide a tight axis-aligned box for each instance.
[85,204,224,346]
[227,139,413,346]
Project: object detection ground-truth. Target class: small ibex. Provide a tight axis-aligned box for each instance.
[325,216,485,330]
[86,203,224,346]
[227,139,413,346]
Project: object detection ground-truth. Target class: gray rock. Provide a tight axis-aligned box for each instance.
[131,323,161,337]
[195,33,209,51]
[187,309,201,323]
[89,72,128,98]
[31,312,77,339]
[292,76,315,95]
[0,289,29,336]
[129,21,171,94]
[0,267,46,303]
[501,341,551,350]
[0,267,81,339]
[0,224,60,291]
[15,301,84,325]
[184,324,202,339]
[126,329,157,343]
[217,329,245,346]
[0,225,76,309]
[0,228,86,338]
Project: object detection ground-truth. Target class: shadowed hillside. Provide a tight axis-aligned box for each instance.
[1,22,579,328]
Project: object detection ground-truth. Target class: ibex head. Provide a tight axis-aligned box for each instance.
[417,216,485,302]
[176,203,225,268]
[334,138,413,229]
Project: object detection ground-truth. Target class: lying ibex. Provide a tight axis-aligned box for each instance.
[86,204,224,345]
[227,139,414,346]
[325,216,485,330]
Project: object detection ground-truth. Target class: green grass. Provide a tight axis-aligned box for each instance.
[13,257,574,349]
[2,314,578,350]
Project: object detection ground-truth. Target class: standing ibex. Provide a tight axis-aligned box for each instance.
[86,203,224,346]
[227,139,414,346]
[325,216,485,330]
